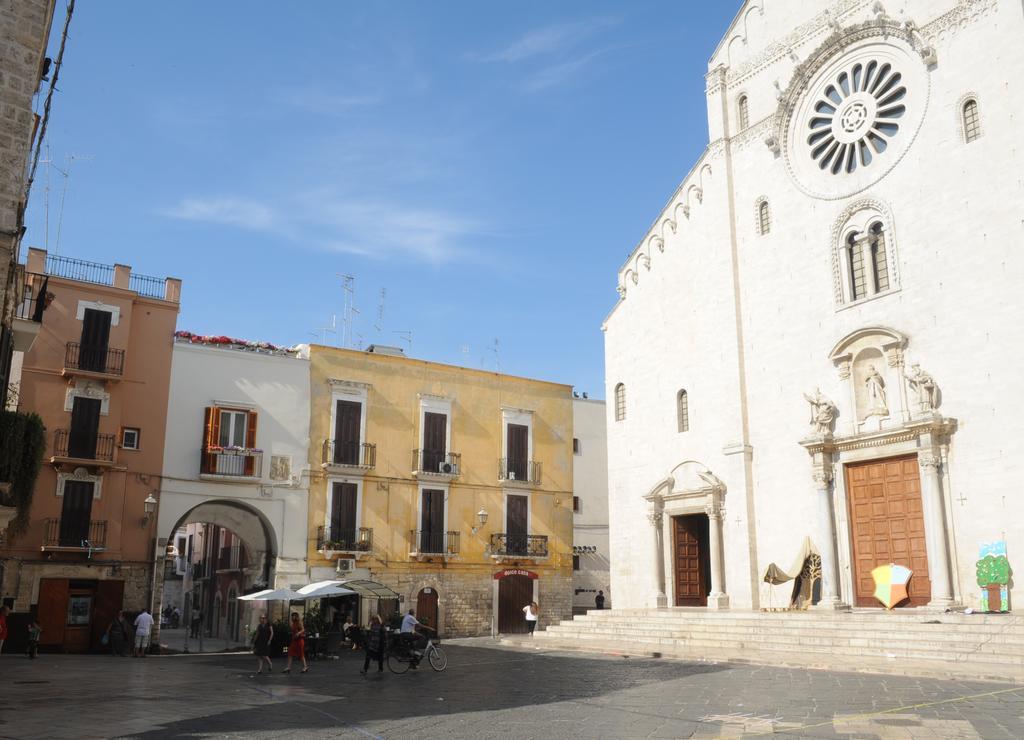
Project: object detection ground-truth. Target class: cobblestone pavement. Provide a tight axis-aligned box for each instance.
[2,639,1022,739]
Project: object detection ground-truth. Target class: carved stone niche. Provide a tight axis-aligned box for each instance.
[829,327,909,435]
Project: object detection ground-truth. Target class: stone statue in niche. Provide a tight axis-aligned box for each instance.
[803,388,837,436]
[864,365,889,416]
[905,364,939,412]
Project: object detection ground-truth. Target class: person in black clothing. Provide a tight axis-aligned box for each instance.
[595,590,605,610]
[253,614,274,674]
[360,615,385,675]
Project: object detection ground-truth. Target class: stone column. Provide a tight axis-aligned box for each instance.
[648,505,668,608]
[919,450,957,608]
[811,463,846,609]
[705,502,729,609]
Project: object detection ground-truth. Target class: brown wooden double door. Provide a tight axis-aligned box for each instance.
[672,515,710,607]
[497,575,534,633]
[846,455,931,607]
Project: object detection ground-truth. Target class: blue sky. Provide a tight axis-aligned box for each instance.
[28,1,739,397]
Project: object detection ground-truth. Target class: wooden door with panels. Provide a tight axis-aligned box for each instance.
[672,515,709,607]
[846,455,931,607]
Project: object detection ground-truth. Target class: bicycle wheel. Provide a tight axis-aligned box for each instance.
[427,644,447,672]
[387,651,411,674]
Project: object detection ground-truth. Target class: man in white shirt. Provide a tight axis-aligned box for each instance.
[134,608,154,657]
[399,609,428,664]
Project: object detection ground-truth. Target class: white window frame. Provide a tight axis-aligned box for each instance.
[328,380,369,448]
[64,381,110,416]
[418,395,452,457]
[502,491,532,535]
[218,409,248,448]
[832,203,901,310]
[56,470,102,500]
[325,475,363,531]
[121,427,140,450]
[75,300,120,326]
[501,407,534,465]
[416,482,450,536]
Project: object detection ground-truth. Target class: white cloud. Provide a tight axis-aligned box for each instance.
[162,197,277,230]
[276,87,384,117]
[522,50,607,92]
[481,17,617,63]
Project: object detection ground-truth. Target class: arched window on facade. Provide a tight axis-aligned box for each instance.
[962,98,981,143]
[868,222,890,293]
[738,95,750,130]
[614,383,626,422]
[758,200,771,235]
[846,232,867,301]
[677,390,689,433]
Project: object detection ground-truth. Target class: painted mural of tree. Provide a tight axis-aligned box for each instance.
[976,554,1011,587]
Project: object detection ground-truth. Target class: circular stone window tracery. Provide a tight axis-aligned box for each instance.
[807,60,906,175]
[783,38,928,200]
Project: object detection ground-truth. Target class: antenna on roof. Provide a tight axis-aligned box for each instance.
[374,288,386,333]
[393,330,412,353]
[489,338,500,372]
[314,315,337,345]
[338,274,356,347]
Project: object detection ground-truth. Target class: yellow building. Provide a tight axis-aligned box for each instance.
[306,344,575,636]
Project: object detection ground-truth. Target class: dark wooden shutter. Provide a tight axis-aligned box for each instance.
[37,579,69,646]
[334,400,362,465]
[68,397,101,459]
[90,580,124,651]
[244,411,259,476]
[497,575,533,634]
[79,308,112,372]
[331,482,358,545]
[506,494,528,555]
[507,424,528,480]
[60,481,95,546]
[423,412,447,471]
[201,407,218,473]
[421,489,445,552]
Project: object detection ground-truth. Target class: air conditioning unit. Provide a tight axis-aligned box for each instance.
[439,461,457,475]
[508,470,516,481]
[336,558,355,573]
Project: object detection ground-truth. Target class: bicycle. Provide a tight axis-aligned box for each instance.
[387,632,447,674]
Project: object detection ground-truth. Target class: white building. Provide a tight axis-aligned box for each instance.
[156,338,311,629]
[604,0,1023,613]
[572,398,611,613]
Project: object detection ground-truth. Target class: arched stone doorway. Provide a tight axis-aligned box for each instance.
[155,500,279,650]
[416,587,439,634]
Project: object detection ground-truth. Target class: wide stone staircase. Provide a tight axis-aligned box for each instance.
[501,608,1024,682]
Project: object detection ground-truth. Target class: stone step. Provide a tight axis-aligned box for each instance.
[573,609,1013,624]
[561,616,1024,635]
[500,636,1024,684]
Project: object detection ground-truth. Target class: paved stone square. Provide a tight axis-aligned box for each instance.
[2,639,1022,739]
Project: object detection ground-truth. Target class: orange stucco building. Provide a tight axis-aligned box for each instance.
[0,248,180,653]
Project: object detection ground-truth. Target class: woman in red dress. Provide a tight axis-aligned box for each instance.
[283,612,308,674]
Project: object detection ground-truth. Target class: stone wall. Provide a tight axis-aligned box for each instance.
[0,559,152,613]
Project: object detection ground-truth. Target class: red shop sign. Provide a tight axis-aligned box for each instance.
[493,568,538,580]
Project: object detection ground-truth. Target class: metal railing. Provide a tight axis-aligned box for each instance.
[490,533,549,558]
[316,526,373,552]
[45,253,167,299]
[412,450,461,476]
[43,518,107,549]
[410,530,460,555]
[53,429,116,462]
[65,342,125,376]
[200,448,263,477]
[321,440,376,468]
[14,271,49,322]
[498,458,542,485]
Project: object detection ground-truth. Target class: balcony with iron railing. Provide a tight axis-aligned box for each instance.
[489,533,549,560]
[498,458,542,487]
[64,342,125,378]
[42,518,107,550]
[409,530,460,558]
[52,429,116,465]
[200,447,263,479]
[412,450,461,479]
[316,526,373,555]
[321,440,376,473]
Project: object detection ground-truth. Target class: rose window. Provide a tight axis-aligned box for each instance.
[806,60,907,175]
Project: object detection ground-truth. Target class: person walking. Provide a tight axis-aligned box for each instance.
[252,614,273,674]
[595,590,606,610]
[360,615,385,675]
[523,601,539,635]
[133,608,154,657]
[26,618,42,659]
[107,610,131,657]
[0,605,9,654]
[190,606,202,638]
[282,612,308,674]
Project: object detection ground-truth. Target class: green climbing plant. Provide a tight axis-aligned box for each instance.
[0,410,46,538]
[976,554,1011,587]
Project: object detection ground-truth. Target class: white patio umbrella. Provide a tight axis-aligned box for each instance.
[237,587,302,601]
[296,581,358,600]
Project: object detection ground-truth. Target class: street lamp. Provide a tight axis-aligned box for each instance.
[472,507,488,535]
[142,492,157,527]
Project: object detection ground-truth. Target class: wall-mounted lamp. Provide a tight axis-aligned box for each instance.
[142,492,157,527]
[471,507,489,535]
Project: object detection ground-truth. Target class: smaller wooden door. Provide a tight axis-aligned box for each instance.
[416,588,439,635]
[68,396,101,459]
[330,482,358,543]
[90,580,124,651]
[420,489,445,553]
[673,515,709,607]
[37,579,69,647]
[333,400,362,464]
[497,575,534,633]
[506,494,528,555]
[423,413,447,471]
[506,424,529,480]
[59,481,95,546]
[79,308,111,372]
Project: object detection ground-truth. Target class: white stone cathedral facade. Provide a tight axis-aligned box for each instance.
[604,0,1023,612]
